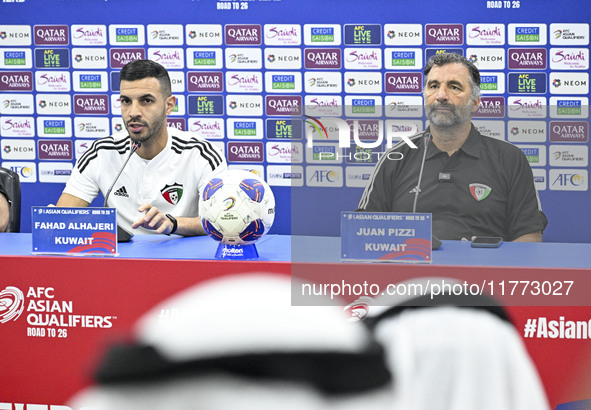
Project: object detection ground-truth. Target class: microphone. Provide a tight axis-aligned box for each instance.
[410,132,442,250]
[103,139,141,242]
[412,132,430,213]
[103,140,141,207]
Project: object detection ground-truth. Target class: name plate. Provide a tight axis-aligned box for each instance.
[32,207,118,256]
[341,211,432,263]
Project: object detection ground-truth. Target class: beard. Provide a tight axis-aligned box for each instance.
[125,110,167,145]
[426,101,473,128]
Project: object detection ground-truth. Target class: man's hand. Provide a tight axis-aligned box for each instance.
[132,204,174,234]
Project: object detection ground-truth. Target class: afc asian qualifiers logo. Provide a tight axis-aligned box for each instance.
[161,183,184,205]
[0,286,25,324]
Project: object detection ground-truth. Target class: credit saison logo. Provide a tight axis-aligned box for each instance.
[555,99,582,116]
[515,26,540,42]
[41,119,66,135]
[115,27,139,42]
[310,27,334,43]
[2,50,26,66]
[192,50,217,66]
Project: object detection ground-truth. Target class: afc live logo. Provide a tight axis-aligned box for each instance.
[344,25,382,45]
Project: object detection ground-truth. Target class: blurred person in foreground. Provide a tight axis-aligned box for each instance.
[68,274,393,410]
[56,59,226,236]
[69,274,550,410]
[358,53,547,241]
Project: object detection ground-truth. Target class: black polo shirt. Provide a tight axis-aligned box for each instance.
[358,124,548,241]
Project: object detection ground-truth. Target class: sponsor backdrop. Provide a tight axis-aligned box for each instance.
[1,0,590,241]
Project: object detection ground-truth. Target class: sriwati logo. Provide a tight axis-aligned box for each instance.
[0,286,25,324]
[304,115,329,139]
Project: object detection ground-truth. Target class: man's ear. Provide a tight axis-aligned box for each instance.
[165,95,176,115]
[471,96,481,113]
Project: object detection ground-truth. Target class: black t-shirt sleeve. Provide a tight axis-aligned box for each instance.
[503,149,548,240]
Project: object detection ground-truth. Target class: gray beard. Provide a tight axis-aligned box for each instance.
[426,103,473,128]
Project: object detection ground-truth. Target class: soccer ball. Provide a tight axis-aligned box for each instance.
[199,170,275,245]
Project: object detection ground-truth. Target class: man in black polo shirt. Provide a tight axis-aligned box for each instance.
[0,182,10,232]
[358,53,547,241]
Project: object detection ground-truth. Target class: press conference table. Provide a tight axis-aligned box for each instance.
[1,233,591,409]
[2,232,591,267]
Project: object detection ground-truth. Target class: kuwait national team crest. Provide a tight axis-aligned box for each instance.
[469,183,491,201]
[161,183,184,205]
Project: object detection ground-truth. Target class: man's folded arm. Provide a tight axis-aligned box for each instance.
[56,193,90,207]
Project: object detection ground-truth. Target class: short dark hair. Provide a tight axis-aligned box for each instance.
[120,59,172,97]
[424,53,481,101]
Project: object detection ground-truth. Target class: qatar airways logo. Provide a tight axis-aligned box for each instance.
[110,48,145,68]
[188,72,223,92]
[34,25,68,45]
[225,25,261,45]
[425,24,463,45]
[0,71,32,91]
[73,95,108,115]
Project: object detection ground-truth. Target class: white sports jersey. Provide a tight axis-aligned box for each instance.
[63,128,226,234]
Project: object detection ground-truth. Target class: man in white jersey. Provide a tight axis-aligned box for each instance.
[57,60,226,236]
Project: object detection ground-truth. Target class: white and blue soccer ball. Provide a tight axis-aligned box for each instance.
[199,170,275,245]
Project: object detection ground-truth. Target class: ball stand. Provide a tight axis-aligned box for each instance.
[215,243,259,260]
